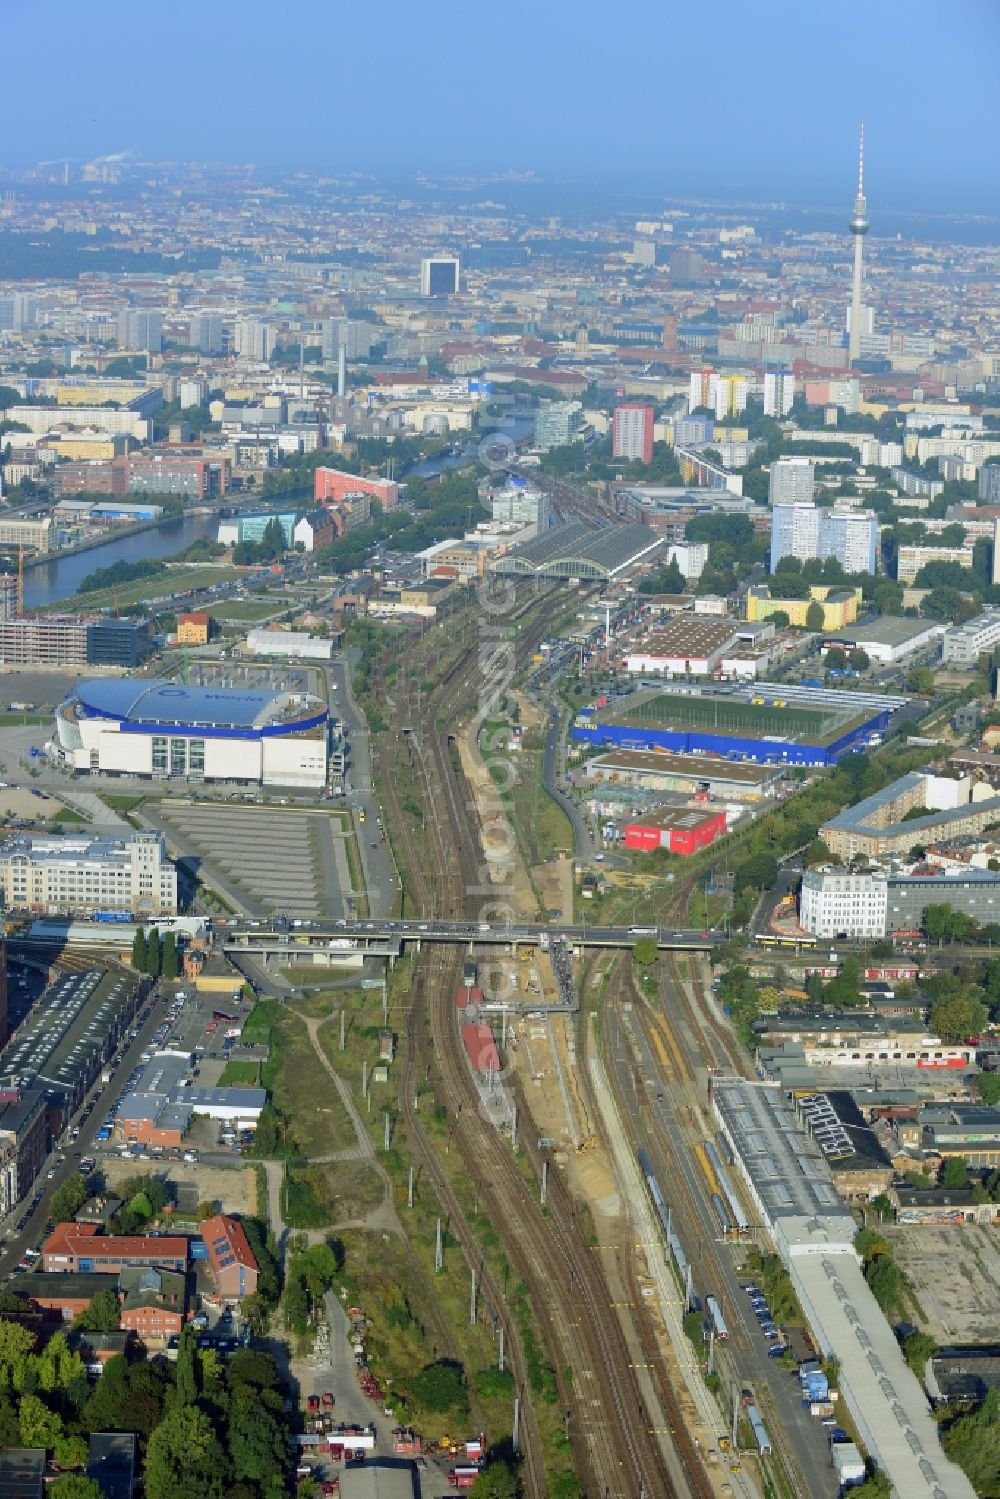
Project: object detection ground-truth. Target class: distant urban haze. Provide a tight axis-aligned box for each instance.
[2,0,998,214]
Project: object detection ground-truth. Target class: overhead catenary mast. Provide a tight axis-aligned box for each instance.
[847,122,870,365]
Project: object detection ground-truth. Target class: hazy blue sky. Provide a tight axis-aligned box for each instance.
[5,0,998,212]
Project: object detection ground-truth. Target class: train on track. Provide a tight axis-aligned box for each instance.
[637,1148,699,1309]
[746,1402,772,1456]
[706,1294,729,1340]
[704,1138,750,1235]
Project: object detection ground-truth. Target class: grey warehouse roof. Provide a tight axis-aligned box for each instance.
[491,522,662,579]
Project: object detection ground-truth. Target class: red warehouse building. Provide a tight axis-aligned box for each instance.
[625,807,727,856]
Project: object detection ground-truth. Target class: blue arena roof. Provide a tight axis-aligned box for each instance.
[75,680,289,731]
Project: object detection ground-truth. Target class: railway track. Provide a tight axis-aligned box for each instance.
[427,962,677,1498]
[397,950,548,1498]
[370,592,687,1494]
[624,966,811,1499]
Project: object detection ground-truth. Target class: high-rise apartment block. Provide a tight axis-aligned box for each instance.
[770,502,877,575]
[612,403,654,464]
[0,294,37,332]
[980,462,1000,505]
[687,369,746,421]
[420,257,460,296]
[713,375,747,422]
[117,309,162,353]
[768,456,815,507]
[188,312,224,355]
[763,370,795,417]
[234,319,275,362]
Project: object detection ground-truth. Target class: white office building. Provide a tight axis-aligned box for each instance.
[768,456,815,507]
[800,867,887,939]
[941,610,1000,666]
[0,831,177,917]
[763,370,795,418]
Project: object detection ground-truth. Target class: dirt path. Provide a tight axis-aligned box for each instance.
[301,1012,403,1238]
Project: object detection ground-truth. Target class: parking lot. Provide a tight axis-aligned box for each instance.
[888,1225,1000,1343]
[157,802,353,920]
[91,980,262,1168]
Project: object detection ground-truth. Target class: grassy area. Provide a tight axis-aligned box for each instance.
[217,1059,261,1086]
[98,793,148,817]
[202,598,284,622]
[49,805,88,825]
[0,713,49,725]
[281,965,361,986]
[316,968,578,1481]
[341,825,368,916]
[256,1000,356,1161]
[47,563,241,613]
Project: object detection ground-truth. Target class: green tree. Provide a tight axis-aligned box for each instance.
[36,1332,85,1395]
[847,1475,890,1499]
[848,648,871,672]
[49,1480,103,1499]
[74,1288,121,1334]
[901,1329,937,1377]
[977,1074,1000,1106]
[825,647,849,671]
[19,1392,63,1448]
[144,1406,226,1499]
[52,1433,89,1471]
[805,600,825,631]
[942,1387,1000,1495]
[929,990,986,1042]
[734,852,778,894]
[161,931,178,981]
[227,1388,289,1485]
[409,1360,468,1415]
[0,1322,38,1378]
[632,937,658,967]
[865,1252,905,1316]
[146,928,161,981]
[173,1326,199,1408]
[131,928,147,973]
[471,1463,519,1498]
[906,665,935,695]
[50,1174,90,1224]
[940,1156,970,1190]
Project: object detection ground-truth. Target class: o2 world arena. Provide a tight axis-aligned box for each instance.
[54,680,329,788]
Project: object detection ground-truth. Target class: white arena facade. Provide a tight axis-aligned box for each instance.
[54,680,329,788]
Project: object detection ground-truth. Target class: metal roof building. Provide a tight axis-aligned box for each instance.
[491,521,662,579]
[712,1078,976,1499]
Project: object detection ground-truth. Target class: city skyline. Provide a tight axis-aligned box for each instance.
[2,0,998,217]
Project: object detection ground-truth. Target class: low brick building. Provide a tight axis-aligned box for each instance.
[15,1271,108,1321]
[41,1222,188,1275]
[200,1214,258,1299]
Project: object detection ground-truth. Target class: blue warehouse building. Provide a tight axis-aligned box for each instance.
[571,686,894,768]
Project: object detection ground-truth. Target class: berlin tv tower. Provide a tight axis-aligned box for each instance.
[847,123,869,365]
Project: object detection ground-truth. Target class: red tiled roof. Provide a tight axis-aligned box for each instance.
[200,1214,257,1272]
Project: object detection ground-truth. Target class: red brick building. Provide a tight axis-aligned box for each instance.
[41,1223,188,1275]
[200,1215,258,1299]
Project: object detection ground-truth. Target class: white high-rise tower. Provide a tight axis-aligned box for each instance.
[847,124,870,365]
